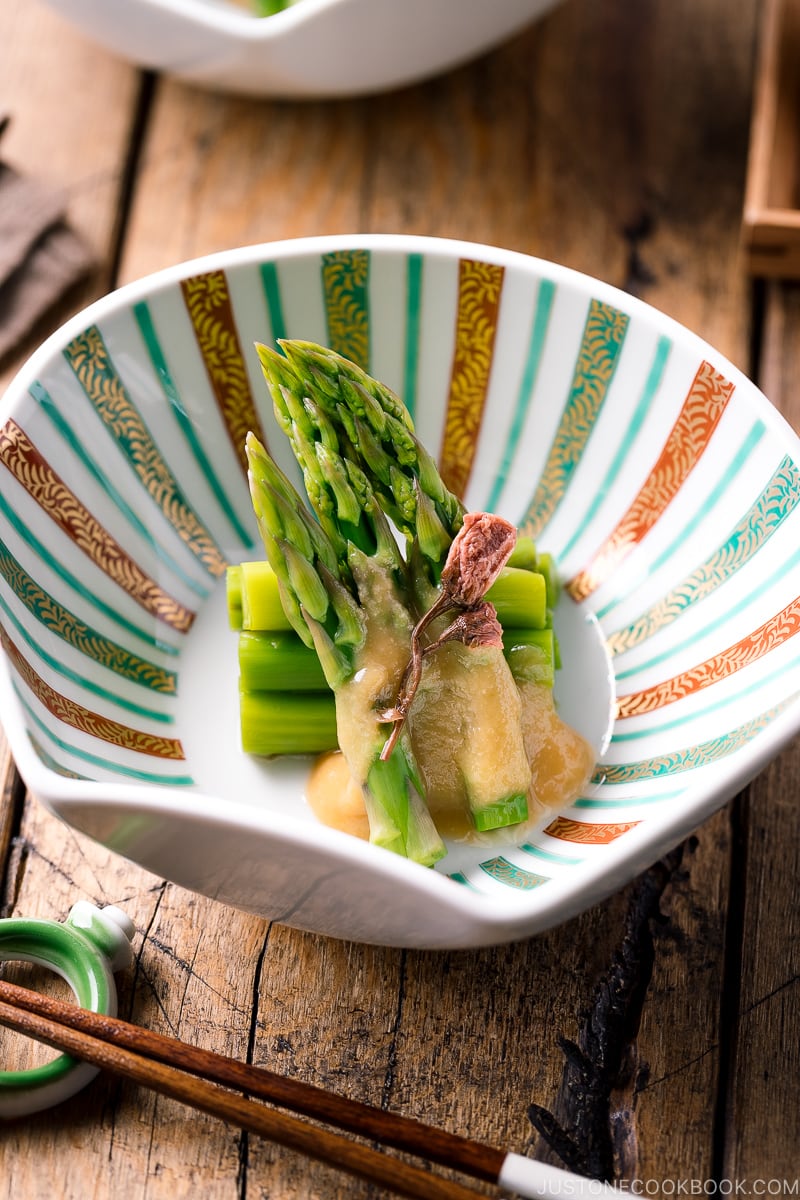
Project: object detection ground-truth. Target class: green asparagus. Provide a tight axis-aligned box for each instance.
[245,431,446,866]
[252,341,541,835]
[231,338,574,862]
[239,630,328,692]
[240,687,337,756]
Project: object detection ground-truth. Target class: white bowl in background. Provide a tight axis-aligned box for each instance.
[1,233,799,948]
[40,0,564,97]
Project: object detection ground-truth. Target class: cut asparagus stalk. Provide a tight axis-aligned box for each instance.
[226,564,243,628]
[239,560,294,632]
[486,567,547,630]
[470,793,529,832]
[239,630,329,692]
[234,558,556,690]
[503,628,557,688]
[506,535,538,571]
[431,641,532,832]
[535,550,561,609]
[239,687,337,756]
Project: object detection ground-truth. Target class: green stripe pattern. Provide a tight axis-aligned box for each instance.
[486,277,555,513]
[63,325,228,577]
[520,298,630,538]
[596,697,797,785]
[403,252,423,421]
[0,537,174,692]
[558,334,671,560]
[608,453,800,657]
[134,301,255,548]
[479,856,550,890]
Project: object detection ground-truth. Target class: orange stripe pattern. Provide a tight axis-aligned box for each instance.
[181,270,267,476]
[0,419,194,634]
[438,259,504,499]
[616,593,800,718]
[543,815,640,844]
[567,360,735,602]
[2,631,185,760]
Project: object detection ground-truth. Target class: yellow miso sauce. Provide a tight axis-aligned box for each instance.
[306,641,594,845]
[401,641,531,838]
[332,558,414,784]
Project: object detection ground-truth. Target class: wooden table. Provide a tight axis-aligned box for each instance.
[1,0,799,1194]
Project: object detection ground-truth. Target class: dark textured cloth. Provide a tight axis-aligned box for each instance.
[0,116,95,359]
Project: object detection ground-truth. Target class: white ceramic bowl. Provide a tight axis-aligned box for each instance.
[2,233,800,948]
[40,0,563,97]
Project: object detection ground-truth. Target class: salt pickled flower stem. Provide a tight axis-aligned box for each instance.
[380,512,517,759]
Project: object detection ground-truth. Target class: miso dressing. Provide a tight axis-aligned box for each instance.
[306,642,594,845]
[405,641,530,833]
[333,557,413,783]
[518,680,595,808]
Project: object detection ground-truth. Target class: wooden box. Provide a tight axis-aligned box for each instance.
[743,0,800,277]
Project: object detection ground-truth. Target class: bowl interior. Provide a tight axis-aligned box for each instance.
[2,236,800,943]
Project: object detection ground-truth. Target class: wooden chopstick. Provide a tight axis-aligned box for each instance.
[0,979,499,1200]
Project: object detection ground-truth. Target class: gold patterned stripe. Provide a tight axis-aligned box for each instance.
[616,593,800,718]
[2,629,185,760]
[0,542,176,693]
[64,327,227,578]
[0,419,194,634]
[567,360,735,602]
[520,299,630,539]
[543,815,640,844]
[438,259,505,499]
[181,270,267,476]
[322,250,370,369]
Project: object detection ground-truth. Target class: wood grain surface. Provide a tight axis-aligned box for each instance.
[1,0,798,1196]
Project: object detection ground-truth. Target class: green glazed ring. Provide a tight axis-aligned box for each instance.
[0,903,134,1117]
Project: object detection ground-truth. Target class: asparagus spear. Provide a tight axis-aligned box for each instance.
[254,341,533,833]
[256,341,463,574]
[245,432,446,866]
[230,556,548,633]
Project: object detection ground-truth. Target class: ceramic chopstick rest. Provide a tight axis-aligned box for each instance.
[0,902,135,1117]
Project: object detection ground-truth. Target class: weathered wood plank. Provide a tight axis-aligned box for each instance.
[720,281,800,1179]
[117,81,371,282]
[0,791,270,1199]
[0,730,20,911]
[0,0,777,1196]
[627,814,731,1179]
[0,0,141,391]
[724,753,800,1179]
[359,0,756,1187]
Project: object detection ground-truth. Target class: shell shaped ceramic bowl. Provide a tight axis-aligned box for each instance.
[2,234,800,949]
[41,0,563,98]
